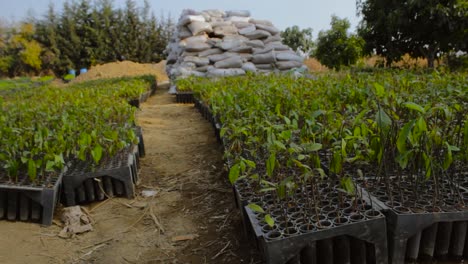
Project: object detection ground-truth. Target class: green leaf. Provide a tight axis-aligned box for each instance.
[376,108,392,131]
[260,187,277,192]
[274,140,286,150]
[373,83,385,97]
[304,143,322,152]
[265,214,275,227]
[275,103,281,116]
[341,139,347,158]
[243,158,256,169]
[396,150,413,169]
[228,164,240,184]
[403,102,425,114]
[280,130,292,140]
[353,126,361,137]
[45,161,55,172]
[260,180,276,187]
[330,151,342,174]
[416,117,427,132]
[315,168,326,179]
[423,152,432,180]
[397,120,416,152]
[277,184,286,199]
[27,159,37,181]
[443,142,453,170]
[340,177,355,195]
[266,152,276,177]
[54,154,64,164]
[91,144,103,164]
[247,203,265,214]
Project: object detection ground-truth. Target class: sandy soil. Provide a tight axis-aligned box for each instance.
[0,83,260,264]
[72,60,169,83]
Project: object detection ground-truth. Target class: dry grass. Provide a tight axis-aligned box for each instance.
[304,54,434,72]
[304,58,329,72]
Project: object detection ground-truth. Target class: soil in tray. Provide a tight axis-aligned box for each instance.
[240,179,385,240]
[358,176,468,214]
[0,171,61,189]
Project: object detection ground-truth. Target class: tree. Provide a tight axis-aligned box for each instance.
[281,26,314,56]
[0,23,43,76]
[357,0,468,68]
[35,4,61,73]
[315,16,364,70]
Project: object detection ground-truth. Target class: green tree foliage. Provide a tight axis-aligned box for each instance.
[0,23,43,76]
[35,4,61,73]
[0,0,174,77]
[315,16,364,70]
[281,26,314,56]
[357,0,468,68]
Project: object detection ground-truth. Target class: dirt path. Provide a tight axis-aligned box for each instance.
[0,83,260,264]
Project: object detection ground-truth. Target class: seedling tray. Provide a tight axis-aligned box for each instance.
[128,98,140,108]
[367,187,468,263]
[0,172,63,225]
[175,92,194,104]
[62,145,138,206]
[245,205,388,264]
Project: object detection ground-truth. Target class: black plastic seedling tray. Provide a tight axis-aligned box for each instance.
[62,145,138,206]
[368,189,468,263]
[244,205,388,264]
[175,92,194,104]
[0,172,63,225]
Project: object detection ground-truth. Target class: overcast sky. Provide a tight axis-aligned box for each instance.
[0,0,361,34]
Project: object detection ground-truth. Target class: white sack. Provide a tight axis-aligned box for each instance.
[214,56,243,68]
[188,21,213,35]
[255,24,280,35]
[242,62,257,72]
[276,61,303,70]
[179,15,205,26]
[226,10,251,17]
[252,51,276,64]
[207,68,246,77]
[199,48,223,57]
[244,30,271,40]
[276,53,304,62]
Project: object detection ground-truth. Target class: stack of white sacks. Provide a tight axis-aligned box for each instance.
[166,9,307,82]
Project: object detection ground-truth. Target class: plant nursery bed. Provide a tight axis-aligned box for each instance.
[359,177,468,263]
[175,91,194,104]
[0,172,63,225]
[194,97,222,142]
[62,145,138,206]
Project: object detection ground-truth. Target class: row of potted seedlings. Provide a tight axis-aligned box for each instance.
[0,75,155,225]
[178,71,467,263]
